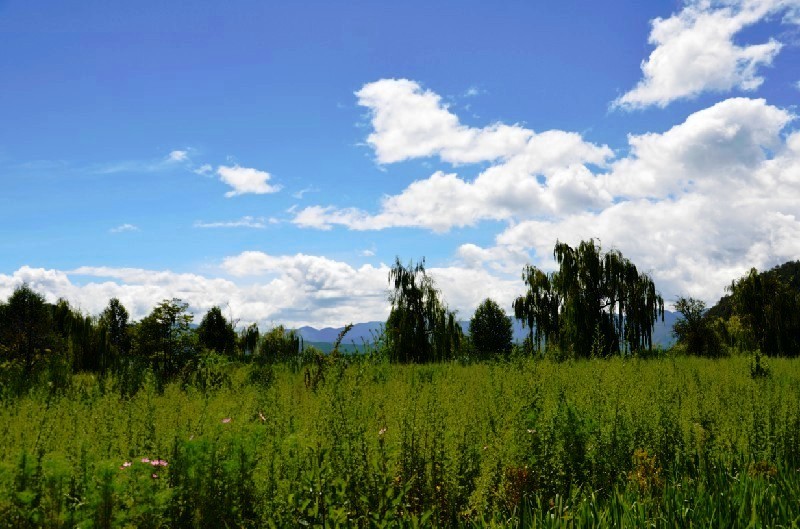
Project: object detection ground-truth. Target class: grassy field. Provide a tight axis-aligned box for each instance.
[2,355,800,527]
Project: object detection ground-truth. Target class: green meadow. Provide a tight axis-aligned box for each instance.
[3,355,800,527]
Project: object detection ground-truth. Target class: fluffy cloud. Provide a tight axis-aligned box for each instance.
[615,0,794,109]
[356,79,533,164]
[303,75,800,308]
[295,80,613,232]
[217,165,281,197]
[486,103,800,305]
[606,97,793,198]
[0,254,524,328]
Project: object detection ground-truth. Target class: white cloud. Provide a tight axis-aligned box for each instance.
[615,0,793,109]
[168,150,189,162]
[605,97,793,198]
[484,100,800,306]
[194,216,270,229]
[300,74,800,308]
[296,80,613,232]
[0,252,524,328]
[292,185,320,199]
[356,78,534,164]
[194,163,213,176]
[217,164,281,197]
[109,223,139,233]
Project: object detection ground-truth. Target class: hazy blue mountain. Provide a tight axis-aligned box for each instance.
[296,311,679,349]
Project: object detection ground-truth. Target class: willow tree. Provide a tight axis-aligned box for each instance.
[386,258,462,363]
[514,240,664,358]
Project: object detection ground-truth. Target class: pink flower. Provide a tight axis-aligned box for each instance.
[151,473,159,479]
[222,418,232,424]
[141,457,151,464]
[120,461,132,470]
[151,459,168,467]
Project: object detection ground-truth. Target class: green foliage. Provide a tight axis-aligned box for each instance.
[133,298,196,382]
[672,296,723,357]
[514,240,664,358]
[386,258,463,363]
[256,325,300,364]
[4,357,800,526]
[0,284,59,377]
[197,306,236,357]
[100,297,131,358]
[729,267,800,357]
[469,298,513,360]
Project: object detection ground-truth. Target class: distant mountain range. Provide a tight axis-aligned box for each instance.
[295,311,679,349]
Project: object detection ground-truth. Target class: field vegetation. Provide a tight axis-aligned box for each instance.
[1,240,800,527]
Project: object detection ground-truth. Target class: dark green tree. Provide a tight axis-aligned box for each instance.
[385,258,462,363]
[728,267,800,357]
[53,298,110,373]
[134,298,196,378]
[100,297,131,357]
[514,240,664,358]
[672,297,721,357]
[469,298,513,359]
[0,284,58,375]
[197,306,236,357]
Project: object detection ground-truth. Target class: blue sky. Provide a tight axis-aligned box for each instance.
[2,0,799,327]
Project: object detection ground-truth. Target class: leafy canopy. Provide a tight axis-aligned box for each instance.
[514,240,664,358]
[469,298,513,359]
[386,258,462,363]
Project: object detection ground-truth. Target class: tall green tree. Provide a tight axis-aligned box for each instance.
[101,297,131,357]
[0,284,58,375]
[53,299,110,373]
[386,258,462,363]
[469,298,513,359]
[134,298,196,378]
[728,267,800,356]
[197,306,236,357]
[672,297,722,357]
[514,240,664,358]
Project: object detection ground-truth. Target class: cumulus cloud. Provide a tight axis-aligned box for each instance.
[194,216,271,229]
[0,254,523,328]
[482,100,800,306]
[217,164,281,197]
[356,78,534,164]
[295,80,613,232]
[615,0,794,109]
[302,75,800,308]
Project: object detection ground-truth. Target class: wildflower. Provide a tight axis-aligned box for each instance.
[120,461,132,470]
[151,473,159,479]
[222,417,232,424]
[151,459,168,467]
[141,457,151,464]
[378,427,387,437]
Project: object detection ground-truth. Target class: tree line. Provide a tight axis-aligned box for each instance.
[2,240,798,393]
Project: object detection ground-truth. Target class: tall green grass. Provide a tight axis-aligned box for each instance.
[2,356,800,527]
